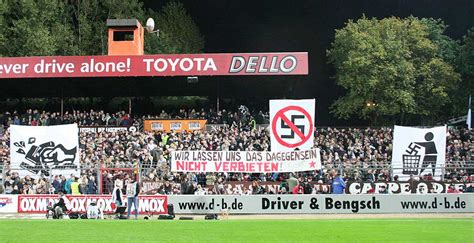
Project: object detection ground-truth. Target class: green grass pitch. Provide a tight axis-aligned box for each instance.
[0,218,472,242]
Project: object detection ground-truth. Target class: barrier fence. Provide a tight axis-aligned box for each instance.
[1,161,473,195]
[1,162,473,215]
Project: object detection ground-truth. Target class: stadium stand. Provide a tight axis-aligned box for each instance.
[0,108,472,195]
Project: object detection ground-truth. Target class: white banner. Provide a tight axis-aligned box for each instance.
[169,194,474,214]
[79,126,136,133]
[0,195,18,213]
[171,149,321,172]
[270,99,315,152]
[391,126,447,181]
[10,124,80,177]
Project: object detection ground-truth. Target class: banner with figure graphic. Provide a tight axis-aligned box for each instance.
[10,124,80,177]
[391,126,446,181]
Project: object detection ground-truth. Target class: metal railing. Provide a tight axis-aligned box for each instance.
[1,161,473,194]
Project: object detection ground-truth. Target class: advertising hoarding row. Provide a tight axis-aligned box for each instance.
[168,194,474,214]
[1,194,472,214]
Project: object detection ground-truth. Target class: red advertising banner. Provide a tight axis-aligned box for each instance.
[17,195,167,214]
[143,119,207,132]
[0,53,308,78]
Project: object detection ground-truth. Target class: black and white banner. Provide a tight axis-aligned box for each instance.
[270,99,315,152]
[10,124,80,177]
[391,126,446,181]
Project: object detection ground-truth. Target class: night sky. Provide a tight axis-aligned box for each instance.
[143,0,474,125]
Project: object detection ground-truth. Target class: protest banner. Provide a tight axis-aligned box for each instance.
[392,126,447,180]
[10,124,80,177]
[171,149,321,172]
[270,99,315,151]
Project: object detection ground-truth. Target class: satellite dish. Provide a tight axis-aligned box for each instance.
[146,18,155,33]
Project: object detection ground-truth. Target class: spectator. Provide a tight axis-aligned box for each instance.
[22,184,34,194]
[194,184,206,195]
[79,178,88,195]
[251,180,263,194]
[64,175,73,194]
[52,175,61,194]
[11,185,20,194]
[160,180,172,195]
[59,175,66,193]
[465,183,474,193]
[447,184,461,193]
[331,171,346,194]
[71,177,80,195]
[87,176,98,194]
[378,185,388,194]
[3,175,13,194]
[0,108,472,195]
[292,183,304,194]
[36,178,48,194]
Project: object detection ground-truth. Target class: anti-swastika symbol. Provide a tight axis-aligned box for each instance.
[272,106,313,148]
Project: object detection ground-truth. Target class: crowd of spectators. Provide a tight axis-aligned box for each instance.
[0,109,133,127]
[1,172,98,195]
[0,108,473,195]
[0,107,269,128]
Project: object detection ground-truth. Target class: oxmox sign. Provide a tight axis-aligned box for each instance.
[17,195,167,215]
[0,53,308,78]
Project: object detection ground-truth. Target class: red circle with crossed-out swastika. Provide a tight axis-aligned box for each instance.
[272,105,314,148]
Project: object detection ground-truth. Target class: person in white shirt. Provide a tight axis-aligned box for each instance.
[126,177,140,219]
[194,184,206,195]
[86,202,103,219]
